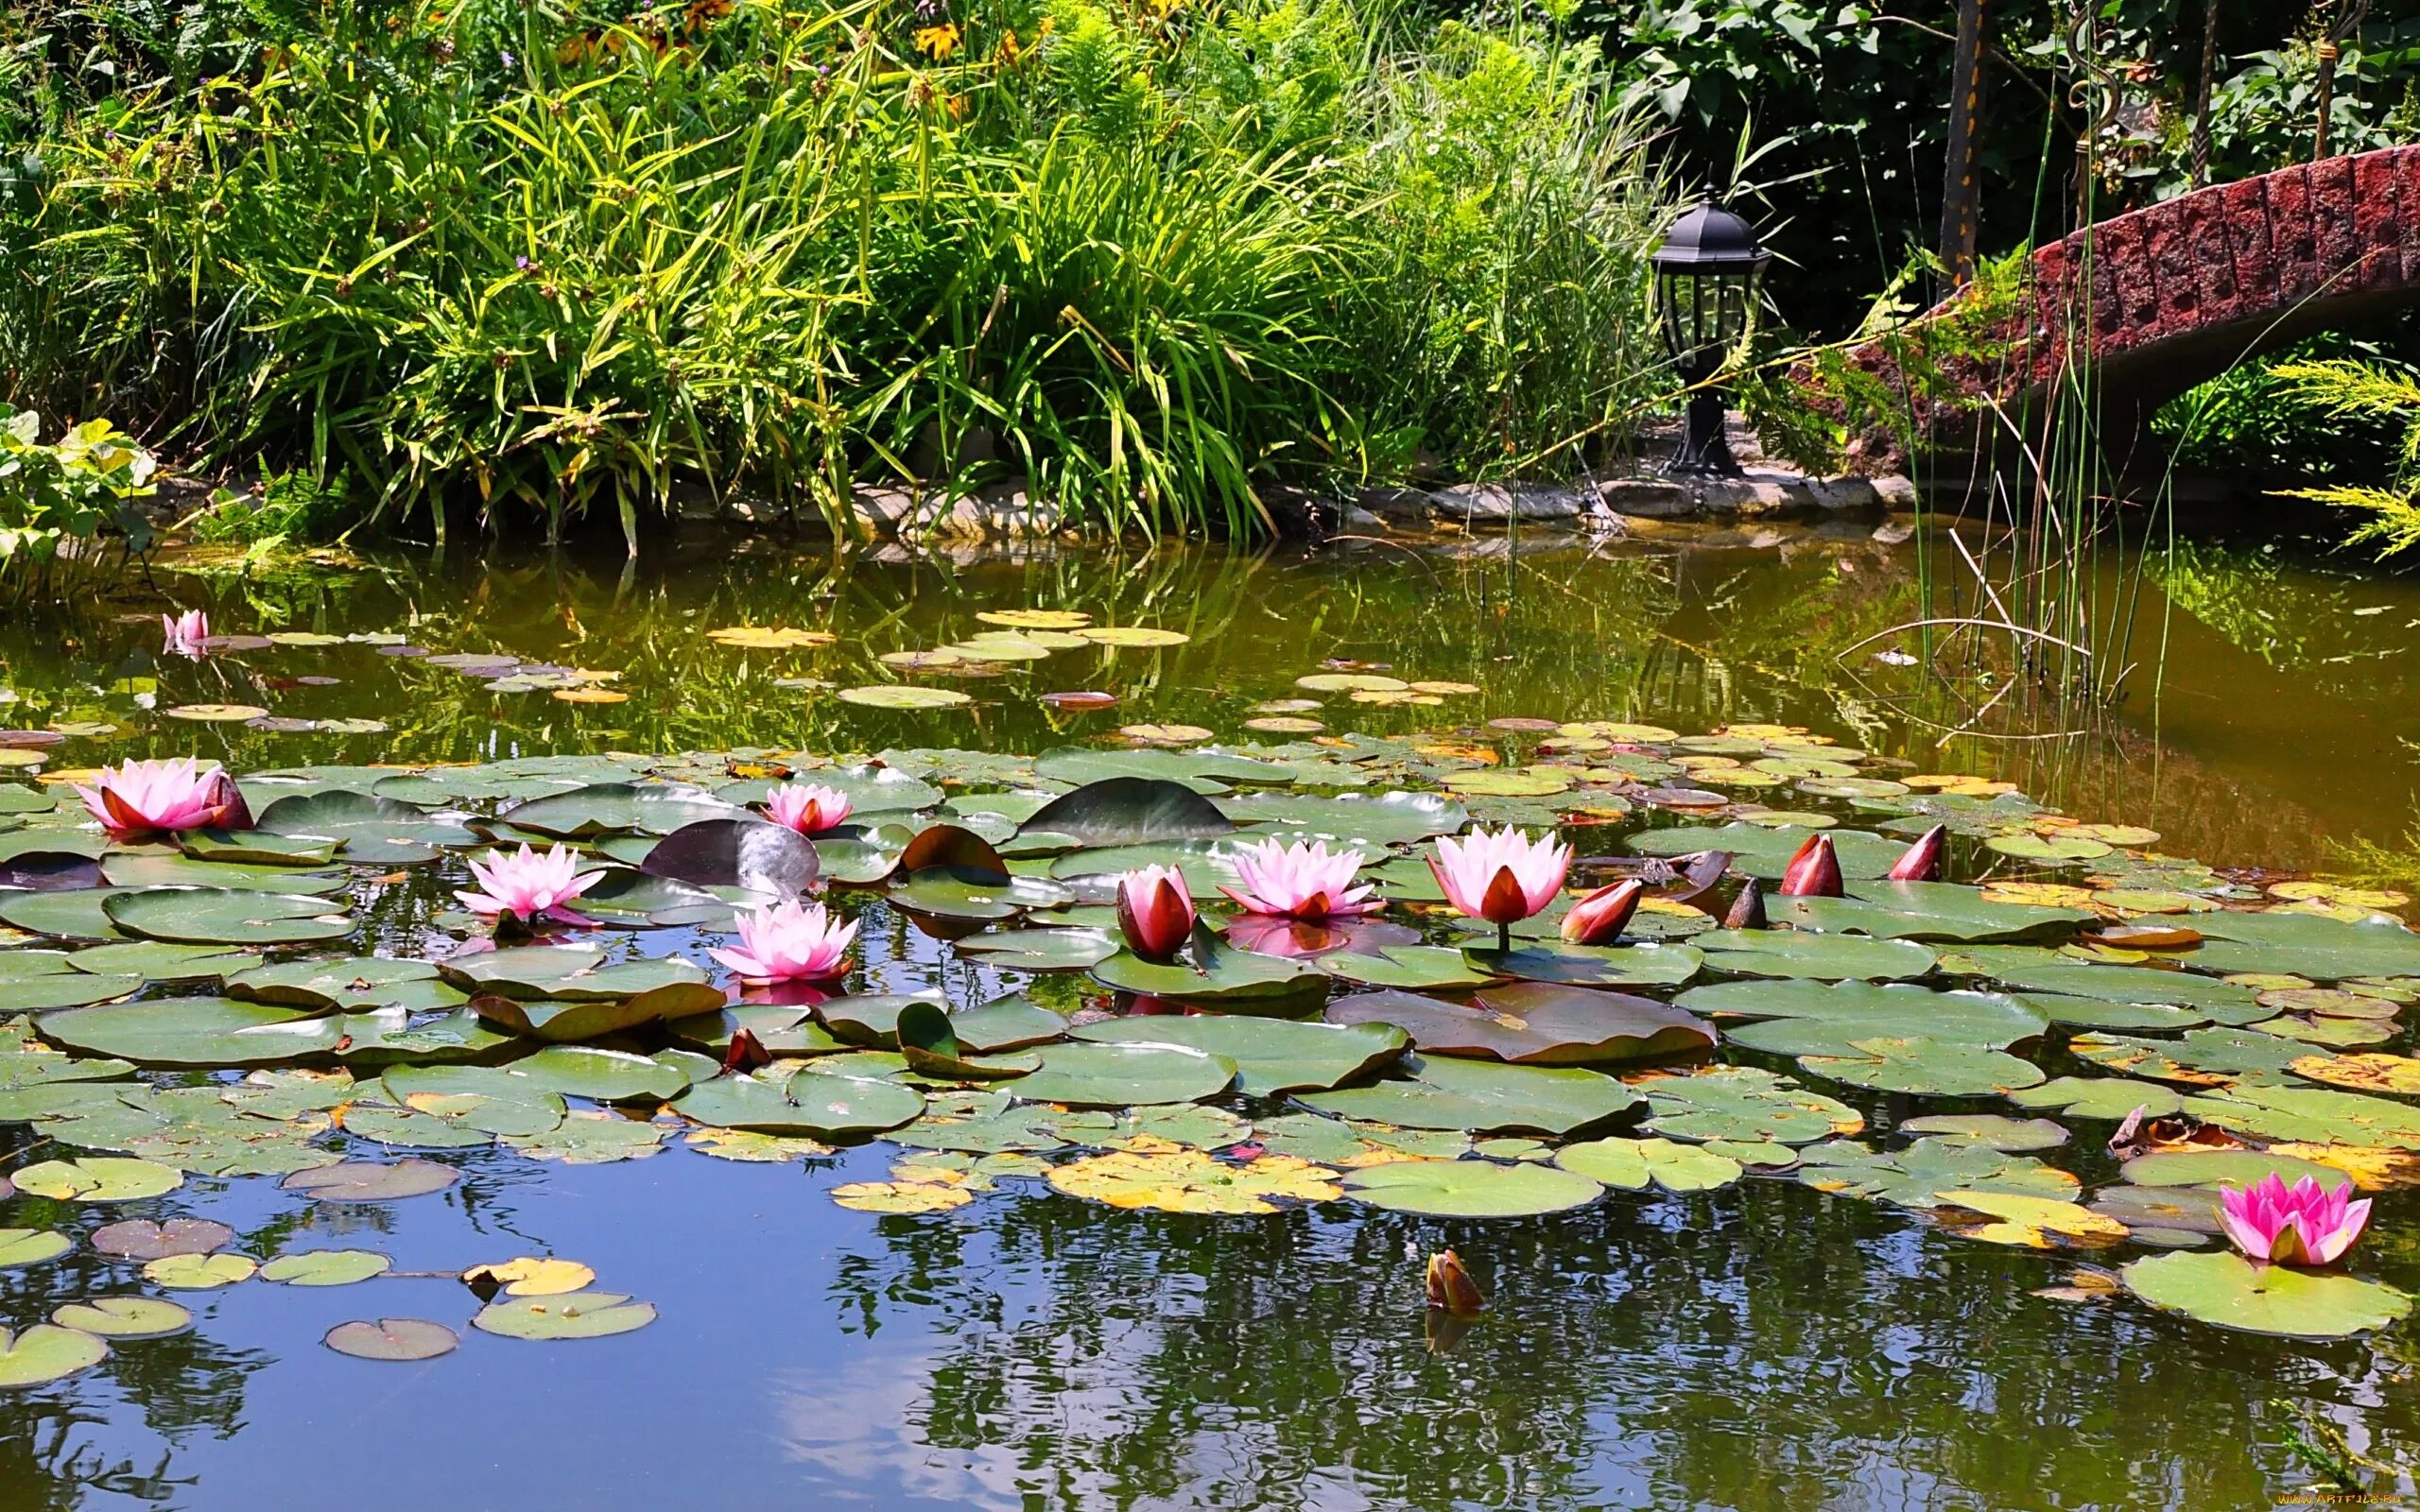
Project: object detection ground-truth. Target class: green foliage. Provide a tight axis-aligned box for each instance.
[2152,333,2414,484]
[2,0,1678,543]
[0,411,158,576]
[183,470,353,546]
[2266,357,2420,558]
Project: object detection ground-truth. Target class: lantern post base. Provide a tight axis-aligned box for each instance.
[1663,387,1742,479]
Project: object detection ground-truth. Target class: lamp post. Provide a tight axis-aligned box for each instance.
[1651,201,1772,478]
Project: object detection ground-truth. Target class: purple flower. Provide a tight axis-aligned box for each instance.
[500,49,516,66]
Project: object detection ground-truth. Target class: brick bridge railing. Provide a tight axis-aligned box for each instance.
[1824,145,2420,469]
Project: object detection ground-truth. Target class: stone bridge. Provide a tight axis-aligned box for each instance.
[1831,145,2420,468]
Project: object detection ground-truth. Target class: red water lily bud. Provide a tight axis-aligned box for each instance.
[1888,824,1945,882]
[1723,877,1769,930]
[1425,1249,1485,1314]
[1779,833,1842,898]
[204,769,254,832]
[720,1027,773,1075]
[1115,865,1195,962]
[1561,880,1643,945]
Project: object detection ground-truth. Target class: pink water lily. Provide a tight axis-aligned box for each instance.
[1429,826,1571,950]
[161,610,210,659]
[1888,824,1946,882]
[2220,1173,2371,1266]
[1779,833,1843,897]
[1219,836,1377,921]
[1116,865,1195,961]
[74,758,250,839]
[711,901,857,982]
[763,782,852,835]
[455,843,605,926]
[1561,880,1643,946]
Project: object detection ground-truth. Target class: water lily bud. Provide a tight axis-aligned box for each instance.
[1425,1249,1485,1314]
[1115,866,1195,962]
[1561,880,1643,945]
[1888,824,1946,882]
[1778,833,1842,898]
[720,1027,773,1076]
[1723,877,1769,930]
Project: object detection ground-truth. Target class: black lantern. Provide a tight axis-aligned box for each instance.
[1651,200,1772,478]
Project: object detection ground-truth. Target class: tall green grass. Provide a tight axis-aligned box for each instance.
[2,0,1679,544]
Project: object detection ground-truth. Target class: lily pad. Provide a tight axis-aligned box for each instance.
[1556,1136,1745,1191]
[253,789,473,863]
[1898,1114,2069,1151]
[1074,1016,1407,1096]
[261,1250,393,1286]
[103,889,352,946]
[670,1070,924,1137]
[1325,985,1712,1066]
[281,1159,460,1202]
[1800,1037,2048,1097]
[0,1229,71,1269]
[143,1253,257,1289]
[226,958,445,1011]
[1693,929,1938,982]
[1008,1042,1237,1107]
[1684,980,2046,1055]
[89,1218,233,1260]
[2119,1149,2344,1189]
[1299,1054,1640,1135]
[1047,1146,1339,1214]
[51,1297,193,1340]
[0,1325,109,1389]
[1638,1065,1864,1145]
[10,1157,182,1201]
[504,1046,692,1103]
[473,1290,657,1340]
[1340,1160,1602,1216]
[2122,1250,2411,1338]
[1779,882,2093,942]
[1460,941,1705,988]
[325,1318,459,1362]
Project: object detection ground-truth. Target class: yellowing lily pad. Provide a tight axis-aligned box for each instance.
[705,627,836,649]
[165,703,271,722]
[1933,1190,2129,1248]
[831,1179,976,1213]
[836,685,972,710]
[10,1157,182,1202]
[1046,1147,1339,1214]
[143,1253,257,1290]
[464,1257,596,1296]
[0,1325,108,1389]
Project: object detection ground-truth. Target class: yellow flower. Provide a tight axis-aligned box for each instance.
[913,22,960,59]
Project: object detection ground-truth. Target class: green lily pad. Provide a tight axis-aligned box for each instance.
[227,958,446,1010]
[1897,1114,2069,1150]
[493,782,735,840]
[1219,790,1468,846]
[1968,961,2269,1023]
[0,1325,108,1388]
[665,1005,848,1058]
[1556,1136,1744,1191]
[1985,833,2111,863]
[102,889,351,946]
[815,993,953,1047]
[253,789,475,863]
[177,828,343,867]
[1035,747,1293,790]
[67,941,263,982]
[1630,823,1905,879]
[2180,1083,2420,1150]
[721,766,944,816]
[670,1070,924,1137]
[2014,992,2208,1032]
[143,1253,257,1290]
[2071,1027,2313,1085]
[1074,1016,1406,1096]
[1693,929,1938,982]
[1299,1053,1640,1135]
[1794,1136,2077,1207]
[504,1046,692,1103]
[1685,980,2046,1055]
[0,1229,72,1269]
[473,1290,658,1340]
[1779,882,2093,942]
[1325,984,1712,1066]
[1313,946,1496,991]
[51,1297,193,1340]
[1800,1036,2048,1096]
[505,1112,673,1164]
[892,868,1074,921]
[2008,1076,2187,1120]
[325,1318,460,1361]
[2122,1250,2411,1338]
[836,685,972,711]
[1092,940,1326,1004]
[1007,1042,1237,1107]
[2186,912,2420,981]
[9,1157,182,1201]
[1460,941,1705,988]
[1019,778,1236,846]
[0,889,134,941]
[1639,1064,1864,1145]
[0,971,142,1012]
[1341,1159,1602,1216]
[953,928,1117,971]
[39,997,335,1067]
[261,1250,393,1286]
[2119,1148,2345,1189]
[101,854,351,894]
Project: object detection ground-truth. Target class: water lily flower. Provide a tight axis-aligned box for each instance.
[1426,1250,1485,1314]
[1561,880,1643,946]
[1889,824,1947,882]
[1219,836,1377,922]
[455,843,606,927]
[1115,865,1194,962]
[711,900,858,982]
[763,782,852,835]
[161,610,210,659]
[1429,826,1570,949]
[2220,1173,2371,1266]
[1723,877,1769,930]
[74,758,250,839]
[1779,833,1843,897]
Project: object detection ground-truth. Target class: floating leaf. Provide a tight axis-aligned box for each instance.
[1074,1016,1406,1096]
[143,1253,257,1289]
[473,1290,657,1341]
[1007,1042,1236,1107]
[1555,1137,1743,1192]
[837,685,972,710]
[52,1297,192,1339]
[1684,980,2045,1055]
[1460,940,1705,988]
[0,1325,108,1388]
[831,1179,973,1213]
[1637,1065,1863,1145]
[281,1159,459,1202]
[1778,882,2092,942]
[1693,929,1938,982]
[464,1257,596,1297]
[2118,1149,2346,1189]
[261,1250,392,1286]
[1341,1160,1601,1216]
[325,1318,459,1361]
[11,1157,182,1201]
[670,1070,924,1137]
[1898,1114,2068,1151]
[89,1218,233,1260]
[1325,984,1712,1066]
[2122,1250,2411,1338]
[1934,1191,2128,1248]
[1300,1054,1639,1135]
[1048,1146,1338,1213]
[1800,1036,2047,1097]
[0,1229,71,1269]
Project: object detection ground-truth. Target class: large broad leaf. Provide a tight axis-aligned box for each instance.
[1778,882,2092,942]
[2185,911,2420,981]
[1692,929,1937,982]
[639,818,819,899]
[1682,979,2046,1054]
[1073,1017,1406,1096]
[494,783,734,840]
[440,950,708,1004]
[2071,1027,2313,1085]
[252,790,473,864]
[1018,778,1236,847]
[225,958,448,1011]
[503,1046,692,1103]
[890,869,1071,921]
[2013,992,2208,1032]
[38,998,337,1068]
[1299,1053,1640,1135]
[1315,946,1498,991]
[102,889,352,946]
[1793,1137,2077,1207]
[1461,941,1704,988]
[1963,960,2269,1023]
[2122,1250,2411,1338]
[1324,985,1713,1066]
[2009,1075,2187,1120]
[1035,747,1293,790]
[101,855,349,895]
[717,766,943,816]
[1556,1136,1744,1192]
[2118,1149,2347,1189]
[0,971,143,1013]
[1218,790,1469,847]
[473,1290,657,1341]
[2180,1083,2420,1150]
[0,1325,109,1388]
[1341,1160,1602,1217]
[816,993,953,1046]
[1091,940,1326,1005]
[470,988,714,1043]
[1638,1064,1864,1145]
[671,1069,924,1136]
[665,1005,846,1057]
[1007,1042,1236,1106]
[954,928,1117,971]
[1798,1035,2047,1096]
[1630,823,1904,879]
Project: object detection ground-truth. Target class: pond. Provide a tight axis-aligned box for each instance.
[2,520,2419,1511]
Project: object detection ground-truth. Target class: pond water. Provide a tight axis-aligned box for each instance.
[0,519,2418,1512]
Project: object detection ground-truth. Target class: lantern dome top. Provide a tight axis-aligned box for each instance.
[1651,201,1772,275]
